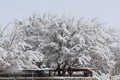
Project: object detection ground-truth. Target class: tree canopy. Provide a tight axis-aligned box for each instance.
[0,14,116,74]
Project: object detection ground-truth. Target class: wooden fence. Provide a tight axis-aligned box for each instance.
[0,77,97,80]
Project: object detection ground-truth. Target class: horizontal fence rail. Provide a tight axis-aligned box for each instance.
[0,77,97,80]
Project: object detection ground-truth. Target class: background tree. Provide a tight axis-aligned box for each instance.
[0,22,44,73]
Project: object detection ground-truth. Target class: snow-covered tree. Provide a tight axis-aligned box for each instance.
[0,23,44,73]
[0,27,11,72]
[11,14,115,74]
[106,27,120,75]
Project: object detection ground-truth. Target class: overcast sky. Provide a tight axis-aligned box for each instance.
[0,0,120,28]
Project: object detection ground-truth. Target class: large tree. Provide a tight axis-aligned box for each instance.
[11,14,115,74]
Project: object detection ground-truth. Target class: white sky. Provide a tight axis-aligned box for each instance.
[0,0,120,28]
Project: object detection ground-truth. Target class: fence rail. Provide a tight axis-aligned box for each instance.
[0,77,97,80]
